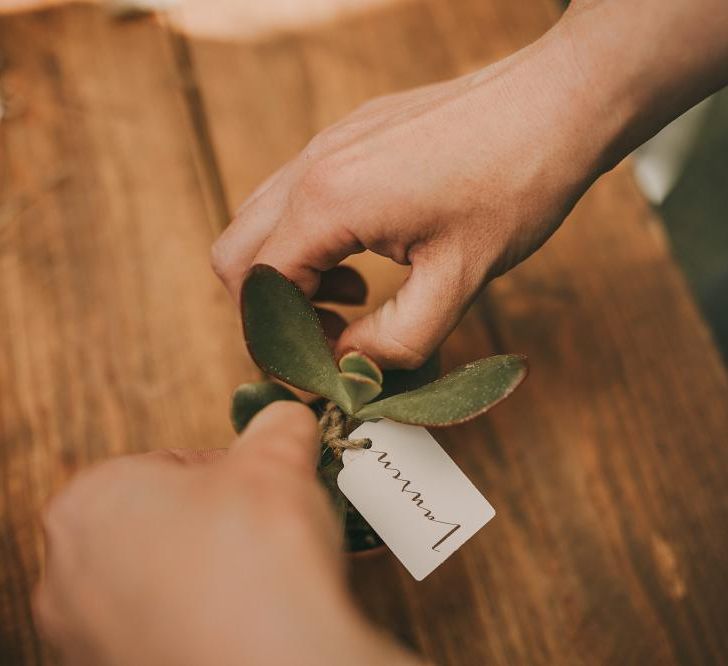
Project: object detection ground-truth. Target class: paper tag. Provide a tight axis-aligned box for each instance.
[337,419,495,580]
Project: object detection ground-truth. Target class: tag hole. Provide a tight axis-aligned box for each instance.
[363,439,372,449]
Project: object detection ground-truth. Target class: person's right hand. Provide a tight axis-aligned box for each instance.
[211,18,606,369]
[212,0,728,370]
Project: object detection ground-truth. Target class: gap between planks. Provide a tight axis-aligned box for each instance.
[162,17,231,236]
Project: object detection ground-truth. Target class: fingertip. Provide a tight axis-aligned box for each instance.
[335,314,379,366]
[235,400,319,444]
[262,400,319,436]
[230,401,321,472]
[335,304,437,371]
[336,313,425,370]
[336,257,476,369]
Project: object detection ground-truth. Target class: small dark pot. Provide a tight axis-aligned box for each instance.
[344,501,385,554]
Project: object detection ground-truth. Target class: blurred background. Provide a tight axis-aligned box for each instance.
[638,91,728,361]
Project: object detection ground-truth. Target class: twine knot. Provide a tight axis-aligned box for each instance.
[319,402,370,457]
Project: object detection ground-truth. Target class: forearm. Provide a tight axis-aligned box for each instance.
[560,0,728,171]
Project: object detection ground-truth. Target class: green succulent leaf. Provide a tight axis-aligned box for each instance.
[339,371,382,412]
[230,381,300,434]
[338,351,383,384]
[354,354,528,426]
[242,265,350,409]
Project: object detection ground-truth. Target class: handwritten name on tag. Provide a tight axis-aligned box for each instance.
[337,419,495,580]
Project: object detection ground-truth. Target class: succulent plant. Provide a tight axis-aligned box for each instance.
[231,264,528,551]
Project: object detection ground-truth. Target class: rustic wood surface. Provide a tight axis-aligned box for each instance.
[1,1,728,664]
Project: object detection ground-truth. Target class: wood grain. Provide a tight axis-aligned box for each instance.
[1,1,727,664]
[0,6,256,663]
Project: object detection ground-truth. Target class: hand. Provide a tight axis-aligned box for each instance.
[211,23,602,370]
[210,0,728,371]
[34,402,421,666]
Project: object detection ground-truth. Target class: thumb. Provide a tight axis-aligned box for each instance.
[228,401,321,475]
[336,257,476,369]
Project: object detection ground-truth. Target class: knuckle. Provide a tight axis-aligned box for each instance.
[41,492,76,543]
[209,239,233,283]
[303,132,331,158]
[32,585,56,637]
[293,157,342,212]
[385,333,430,369]
[144,448,188,465]
[357,93,388,113]
[42,458,137,537]
[41,470,100,535]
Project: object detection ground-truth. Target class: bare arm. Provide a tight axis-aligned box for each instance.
[564,0,728,169]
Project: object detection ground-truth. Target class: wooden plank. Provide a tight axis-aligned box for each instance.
[467,169,728,665]
[186,0,728,664]
[2,1,727,664]
[0,5,257,662]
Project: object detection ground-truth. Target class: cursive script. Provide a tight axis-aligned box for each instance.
[369,449,461,551]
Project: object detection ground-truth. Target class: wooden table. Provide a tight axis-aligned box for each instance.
[2,1,728,663]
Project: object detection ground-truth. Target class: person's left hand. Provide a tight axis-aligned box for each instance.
[33,402,419,666]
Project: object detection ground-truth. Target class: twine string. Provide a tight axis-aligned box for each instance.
[319,401,370,457]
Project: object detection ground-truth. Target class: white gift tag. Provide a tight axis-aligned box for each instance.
[337,419,495,580]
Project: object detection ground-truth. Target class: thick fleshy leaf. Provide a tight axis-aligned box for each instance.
[230,381,300,433]
[242,265,350,409]
[354,354,528,426]
[338,351,383,384]
[339,371,382,412]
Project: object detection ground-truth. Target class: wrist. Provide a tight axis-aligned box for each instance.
[532,14,635,180]
[464,20,613,196]
[549,4,650,175]
[554,0,728,174]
